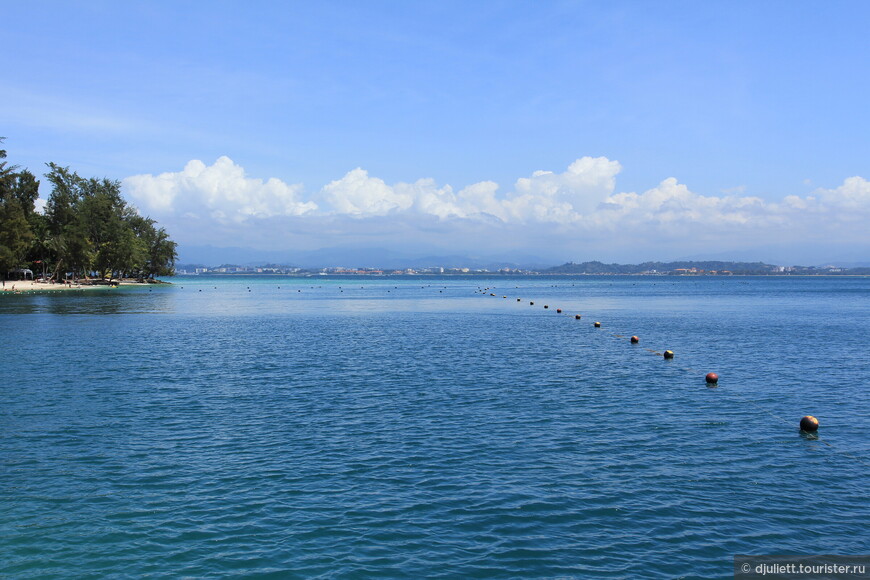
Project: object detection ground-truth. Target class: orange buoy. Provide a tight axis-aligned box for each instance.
[705,372,719,384]
[800,415,819,432]
[556,308,562,313]
[630,336,639,343]
[663,350,674,359]
[574,314,581,320]
[594,321,601,328]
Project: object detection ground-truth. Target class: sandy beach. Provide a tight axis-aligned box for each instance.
[1,280,153,293]
[1,280,94,293]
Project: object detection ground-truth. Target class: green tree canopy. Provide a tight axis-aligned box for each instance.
[0,140,39,275]
[1,139,176,281]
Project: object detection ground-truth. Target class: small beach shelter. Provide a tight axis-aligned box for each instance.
[7,268,34,280]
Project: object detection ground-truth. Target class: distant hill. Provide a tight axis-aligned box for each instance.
[543,261,779,274]
[174,251,870,276]
[176,244,551,270]
[544,261,870,275]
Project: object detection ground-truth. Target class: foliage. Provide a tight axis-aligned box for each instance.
[0,141,37,275]
[0,139,176,280]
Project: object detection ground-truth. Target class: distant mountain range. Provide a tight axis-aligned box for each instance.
[542,261,870,275]
[543,260,775,274]
[176,245,870,273]
[177,244,552,270]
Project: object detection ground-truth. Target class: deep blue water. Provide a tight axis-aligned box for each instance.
[1,275,868,579]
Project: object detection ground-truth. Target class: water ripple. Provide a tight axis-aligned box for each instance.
[2,276,868,578]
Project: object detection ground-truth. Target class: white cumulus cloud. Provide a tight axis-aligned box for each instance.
[599,177,769,230]
[123,156,316,222]
[119,155,870,262]
[815,176,870,211]
[320,168,413,216]
[318,155,623,224]
[513,156,623,216]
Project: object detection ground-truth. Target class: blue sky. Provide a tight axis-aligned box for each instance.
[4,1,870,264]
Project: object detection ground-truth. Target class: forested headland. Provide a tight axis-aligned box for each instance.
[0,140,176,282]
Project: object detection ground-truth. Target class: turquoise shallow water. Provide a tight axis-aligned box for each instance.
[1,276,868,578]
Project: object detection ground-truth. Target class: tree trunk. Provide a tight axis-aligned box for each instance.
[51,259,63,282]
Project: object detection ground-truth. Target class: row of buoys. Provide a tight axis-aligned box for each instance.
[481,285,821,433]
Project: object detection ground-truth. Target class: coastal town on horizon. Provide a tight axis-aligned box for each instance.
[174,260,870,277]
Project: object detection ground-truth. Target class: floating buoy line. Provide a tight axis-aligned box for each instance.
[22,279,856,464]
[472,284,867,466]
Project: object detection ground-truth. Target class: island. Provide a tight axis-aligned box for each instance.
[1,139,177,292]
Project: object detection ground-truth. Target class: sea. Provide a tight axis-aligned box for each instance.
[1,275,868,579]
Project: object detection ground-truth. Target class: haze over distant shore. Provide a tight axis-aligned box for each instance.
[174,259,870,277]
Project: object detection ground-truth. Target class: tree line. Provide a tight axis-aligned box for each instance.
[0,139,176,281]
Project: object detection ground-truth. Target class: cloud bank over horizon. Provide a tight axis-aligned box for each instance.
[120,156,870,264]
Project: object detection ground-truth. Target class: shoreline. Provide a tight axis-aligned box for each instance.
[1,280,165,294]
